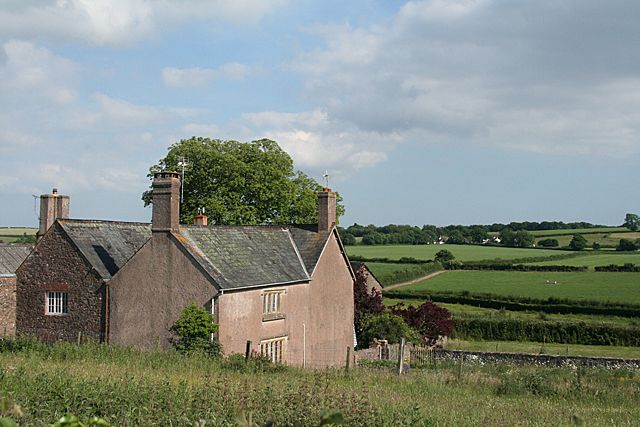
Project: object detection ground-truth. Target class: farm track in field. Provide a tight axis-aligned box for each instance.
[383,269,449,290]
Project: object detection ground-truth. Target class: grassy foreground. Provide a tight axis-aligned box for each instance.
[1,342,640,426]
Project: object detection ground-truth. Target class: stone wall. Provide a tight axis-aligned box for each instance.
[433,349,640,370]
[356,345,640,370]
[0,276,16,336]
[16,222,106,342]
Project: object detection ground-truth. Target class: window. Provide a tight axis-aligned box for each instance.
[260,336,287,364]
[262,290,285,321]
[46,291,68,315]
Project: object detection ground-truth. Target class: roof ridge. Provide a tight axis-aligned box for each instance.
[60,218,151,226]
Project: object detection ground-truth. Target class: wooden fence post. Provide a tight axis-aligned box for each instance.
[397,338,406,375]
[77,331,82,345]
[245,340,252,361]
[345,346,352,373]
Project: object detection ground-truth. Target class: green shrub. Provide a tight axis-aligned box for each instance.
[617,239,638,251]
[357,313,420,348]
[170,304,222,357]
[537,239,559,247]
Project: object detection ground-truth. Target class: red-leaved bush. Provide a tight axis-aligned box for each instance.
[391,301,454,346]
[353,266,384,346]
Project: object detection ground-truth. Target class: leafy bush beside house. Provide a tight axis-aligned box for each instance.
[170,304,222,357]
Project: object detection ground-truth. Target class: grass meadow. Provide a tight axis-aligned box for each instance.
[384,298,640,328]
[1,341,640,426]
[347,244,573,262]
[530,252,640,268]
[400,271,640,304]
[535,231,640,248]
[0,227,37,243]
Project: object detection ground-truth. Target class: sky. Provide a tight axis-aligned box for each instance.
[0,0,638,228]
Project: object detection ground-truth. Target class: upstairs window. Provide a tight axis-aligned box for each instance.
[260,336,287,364]
[46,291,68,315]
[262,290,285,321]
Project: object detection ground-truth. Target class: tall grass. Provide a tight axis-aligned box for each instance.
[1,339,640,426]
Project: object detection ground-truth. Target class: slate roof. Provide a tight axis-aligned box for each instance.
[58,219,151,280]
[0,244,32,275]
[178,225,312,290]
[289,225,332,274]
[49,219,337,290]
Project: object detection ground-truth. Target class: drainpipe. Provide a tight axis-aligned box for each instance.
[104,283,110,344]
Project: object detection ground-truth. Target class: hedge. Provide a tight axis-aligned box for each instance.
[595,264,640,272]
[383,290,640,318]
[453,318,640,346]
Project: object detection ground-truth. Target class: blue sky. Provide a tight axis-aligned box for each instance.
[0,0,638,227]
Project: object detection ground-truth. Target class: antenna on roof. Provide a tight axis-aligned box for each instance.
[32,194,39,224]
[323,171,330,188]
[177,156,189,203]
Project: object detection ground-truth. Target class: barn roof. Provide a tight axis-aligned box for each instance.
[0,244,32,276]
[58,219,151,280]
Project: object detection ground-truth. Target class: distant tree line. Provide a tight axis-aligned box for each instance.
[338,221,607,248]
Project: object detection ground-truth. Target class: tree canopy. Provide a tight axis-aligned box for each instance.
[624,213,639,231]
[568,234,588,251]
[143,137,343,225]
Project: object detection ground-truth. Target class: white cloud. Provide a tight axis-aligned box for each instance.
[0,41,206,197]
[241,110,391,173]
[162,63,248,88]
[0,40,77,105]
[0,0,287,46]
[93,93,164,126]
[290,0,640,158]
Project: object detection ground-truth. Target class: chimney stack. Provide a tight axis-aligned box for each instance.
[193,208,207,226]
[318,187,336,232]
[151,172,181,232]
[37,188,70,240]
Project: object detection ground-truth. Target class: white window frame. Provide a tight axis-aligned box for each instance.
[262,289,285,320]
[46,291,68,315]
[260,336,287,364]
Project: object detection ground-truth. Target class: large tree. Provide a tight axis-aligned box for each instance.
[143,137,343,225]
[624,213,639,231]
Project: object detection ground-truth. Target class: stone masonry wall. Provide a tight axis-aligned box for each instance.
[16,223,106,342]
[0,276,16,336]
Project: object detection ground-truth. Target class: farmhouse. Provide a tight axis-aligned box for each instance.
[17,173,354,367]
[0,244,32,336]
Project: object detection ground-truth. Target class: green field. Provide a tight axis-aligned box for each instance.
[536,231,640,248]
[2,342,640,426]
[384,298,640,328]
[530,252,640,268]
[399,271,640,304]
[0,227,37,243]
[347,244,572,262]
